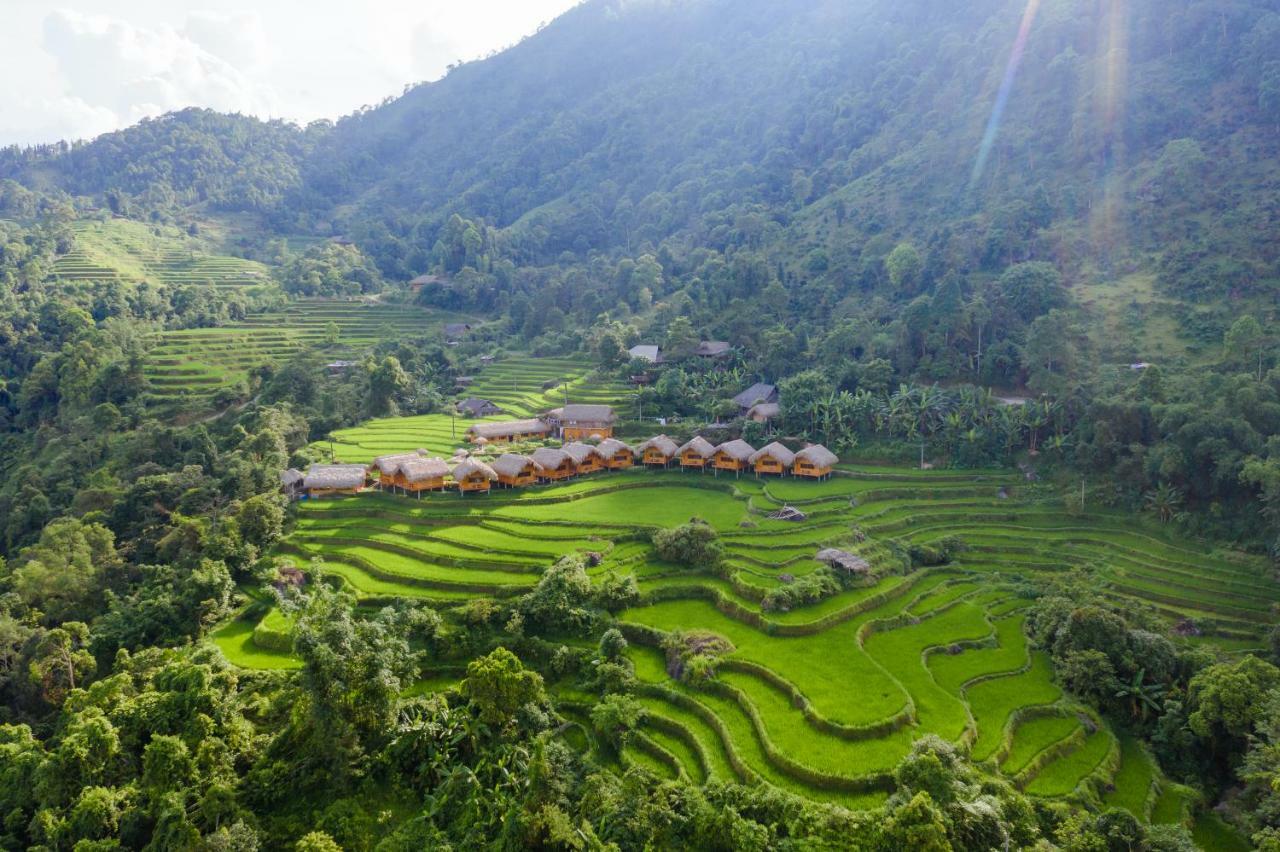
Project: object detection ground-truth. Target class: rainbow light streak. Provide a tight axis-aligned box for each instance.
[971,0,1042,186]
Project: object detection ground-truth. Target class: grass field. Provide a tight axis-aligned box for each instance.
[54,219,272,289]
[209,394,1275,816]
[316,356,637,462]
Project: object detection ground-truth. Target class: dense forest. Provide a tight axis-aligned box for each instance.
[1,0,1279,848]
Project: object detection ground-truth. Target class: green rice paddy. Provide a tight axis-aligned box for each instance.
[209,361,1274,816]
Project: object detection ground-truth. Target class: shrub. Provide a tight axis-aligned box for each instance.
[662,629,734,683]
[652,518,724,569]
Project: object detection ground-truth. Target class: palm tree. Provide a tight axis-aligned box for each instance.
[1113,668,1166,721]
[1144,483,1184,523]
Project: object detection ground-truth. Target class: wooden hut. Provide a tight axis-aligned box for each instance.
[816,548,871,577]
[711,439,755,476]
[677,436,716,471]
[638,436,678,468]
[733,382,779,415]
[453,458,497,494]
[531,447,576,482]
[279,468,305,500]
[544,405,617,440]
[749,441,795,476]
[397,458,450,496]
[597,438,635,470]
[491,453,538,488]
[371,451,426,489]
[302,464,367,498]
[457,397,502,417]
[793,444,838,479]
[466,419,551,444]
[747,402,780,424]
[563,442,605,474]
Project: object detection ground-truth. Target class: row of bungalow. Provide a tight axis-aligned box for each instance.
[284,436,838,500]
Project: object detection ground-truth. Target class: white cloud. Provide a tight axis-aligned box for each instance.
[0,1,582,146]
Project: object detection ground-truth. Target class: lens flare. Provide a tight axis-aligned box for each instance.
[971,0,1042,187]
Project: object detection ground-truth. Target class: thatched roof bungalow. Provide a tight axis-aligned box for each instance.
[466,419,551,444]
[747,402,780,423]
[280,468,304,498]
[749,442,796,476]
[531,447,576,481]
[453,458,497,494]
[563,442,605,474]
[597,438,635,469]
[397,458,451,494]
[677,436,716,470]
[371,451,427,486]
[695,340,731,359]
[544,404,617,440]
[638,435,678,467]
[794,444,838,479]
[491,453,538,488]
[302,464,367,497]
[711,439,755,476]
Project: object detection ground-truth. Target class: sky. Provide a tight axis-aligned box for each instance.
[0,0,581,147]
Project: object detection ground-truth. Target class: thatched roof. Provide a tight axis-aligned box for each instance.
[452,458,497,481]
[466,419,550,439]
[714,439,756,462]
[748,402,780,420]
[638,435,678,456]
[399,458,450,482]
[279,468,304,487]
[767,506,808,522]
[531,447,573,471]
[815,549,871,574]
[695,340,731,357]
[372,451,425,475]
[546,404,617,424]
[303,464,367,490]
[733,382,778,409]
[597,438,634,458]
[629,344,662,363]
[678,436,716,457]
[563,442,603,465]
[491,453,537,477]
[749,441,796,466]
[796,444,839,468]
[457,397,501,416]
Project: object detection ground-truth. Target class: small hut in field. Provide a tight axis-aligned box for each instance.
[711,439,755,476]
[794,444,838,479]
[749,442,795,477]
[279,469,305,500]
[466,419,551,444]
[677,436,716,471]
[531,447,576,482]
[816,549,871,577]
[597,438,635,469]
[491,453,538,488]
[371,451,427,489]
[302,464,367,498]
[453,458,498,494]
[638,435,678,467]
[397,458,450,496]
[563,442,605,474]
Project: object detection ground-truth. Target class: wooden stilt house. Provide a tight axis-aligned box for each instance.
[531,447,576,482]
[711,439,755,476]
[749,442,796,476]
[491,453,538,488]
[597,438,636,469]
[397,458,450,495]
[372,451,427,490]
[563,442,605,474]
[638,436,678,467]
[302,464,367,498]
[676,436,716,471]
[453,458,498,494]
[793,444,838,479]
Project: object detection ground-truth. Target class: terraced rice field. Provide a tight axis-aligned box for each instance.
[219,459,1275,816]
[54,220,270,288]
[319,356,636,462]
[144,300,465,407]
